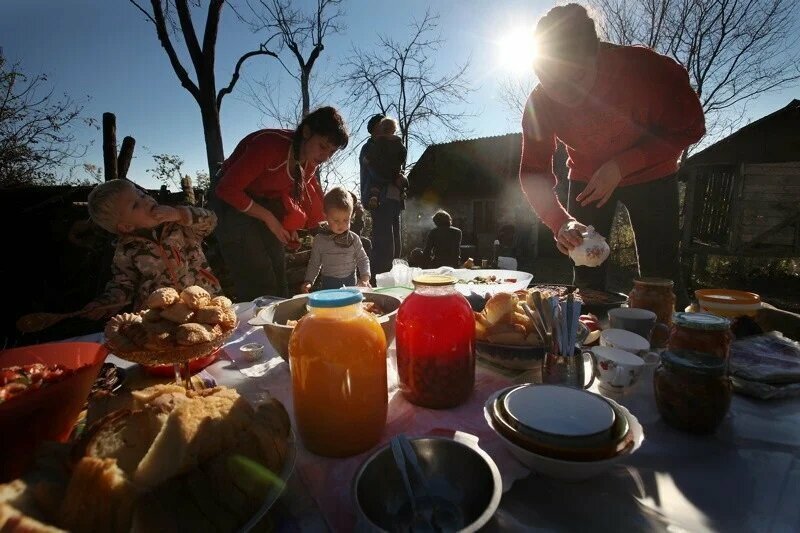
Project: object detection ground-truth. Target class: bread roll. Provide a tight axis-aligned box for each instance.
[484,293,518,325]
[59,457,136,533]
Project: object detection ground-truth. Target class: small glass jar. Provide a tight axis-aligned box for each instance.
[654,349,731,434]
[668,312,732,360]
[289,289,388,457]
[396,275,475,408]
[629,277,676,348]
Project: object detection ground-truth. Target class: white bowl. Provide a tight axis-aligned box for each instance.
[483,387,644,481]
[425,268,533,297]
[600,328,650,353]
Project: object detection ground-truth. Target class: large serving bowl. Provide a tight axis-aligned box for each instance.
[250,292,401,362]
[353,436,502,532]
[0,342,108,481]
[484,388,644,481]
[490,385,631,462]
[475,341,546,370]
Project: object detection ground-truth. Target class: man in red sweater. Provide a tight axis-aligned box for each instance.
[520,3,705,306]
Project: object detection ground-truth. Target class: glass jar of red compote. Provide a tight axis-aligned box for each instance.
[396,275,475,409]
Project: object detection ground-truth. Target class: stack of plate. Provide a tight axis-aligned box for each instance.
[484,384,644,480]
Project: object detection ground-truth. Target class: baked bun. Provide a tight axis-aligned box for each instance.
[175,323,220,345]
[180,286,211,310]
[193,306,226,325]
[159,302,194,323]
[484,292,519,325]
[210,296,232,309]
[145,288,180,309]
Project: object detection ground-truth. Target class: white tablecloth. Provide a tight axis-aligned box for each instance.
[84,300,800,532]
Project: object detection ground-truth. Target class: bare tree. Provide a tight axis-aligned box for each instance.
[497,73,537,118]
[0,50,90,187]
[591,0,800,143]
[340,10,474,160]
[235,0,345,120]
[146,152,186,189]
[129,0,279,177]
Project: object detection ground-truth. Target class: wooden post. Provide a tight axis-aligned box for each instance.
[102,113,118,181]
[117,136,136,180]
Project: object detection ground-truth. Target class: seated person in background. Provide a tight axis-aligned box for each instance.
[422,210,462,268]
[408,247,427,268]
[81,179,221,319]
[302,187,371,292]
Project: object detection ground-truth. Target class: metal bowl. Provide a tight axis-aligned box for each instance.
[353,437,502,532]
[250,292,400,362]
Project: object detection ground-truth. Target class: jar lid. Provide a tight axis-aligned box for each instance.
[661,349,726,376]
[412,274,456,286]
[634,277,674,287]
[307,288,363,308]
[673,312,731,331]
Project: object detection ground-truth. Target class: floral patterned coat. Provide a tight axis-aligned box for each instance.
[94,207,222,310]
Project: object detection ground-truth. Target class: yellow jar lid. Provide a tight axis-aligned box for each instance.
[412,274,457,286]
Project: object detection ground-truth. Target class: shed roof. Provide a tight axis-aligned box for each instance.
[407,133,523,197]
[686,99,800,166]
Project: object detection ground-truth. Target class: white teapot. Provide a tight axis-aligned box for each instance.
[569,225,610,267]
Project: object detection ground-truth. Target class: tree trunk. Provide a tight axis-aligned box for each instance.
[199,97,225,184]
[117,136,136,180]
[301,69,311,118]
[102,113,118,181]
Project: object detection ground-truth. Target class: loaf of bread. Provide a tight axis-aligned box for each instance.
[3,386,291,532]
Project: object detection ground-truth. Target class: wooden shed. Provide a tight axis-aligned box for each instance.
[682,100,800,265]
[406,134,569,266]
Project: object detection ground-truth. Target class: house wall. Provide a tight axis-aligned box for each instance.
[738,162,800,246]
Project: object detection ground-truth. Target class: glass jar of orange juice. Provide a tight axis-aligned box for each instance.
[288,289,388,457]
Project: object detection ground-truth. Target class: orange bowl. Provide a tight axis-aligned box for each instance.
[0,342,108,481]
[695,289,761,318]
[141,350,219,377]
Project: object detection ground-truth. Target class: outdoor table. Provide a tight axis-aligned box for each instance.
[78,296,800,532]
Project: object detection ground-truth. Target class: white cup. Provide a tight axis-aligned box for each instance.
[638,351,661,392]
[239,342,264,362]
[600,328,650,353]
[590,346,645,392]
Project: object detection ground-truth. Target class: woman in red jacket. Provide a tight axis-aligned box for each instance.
[212,106,348,299]
[519,3,705,306]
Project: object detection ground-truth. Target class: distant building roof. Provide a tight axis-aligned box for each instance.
[407,133,523,197]
[686,99,800,166]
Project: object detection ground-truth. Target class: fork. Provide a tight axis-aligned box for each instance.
[390,436,434,532]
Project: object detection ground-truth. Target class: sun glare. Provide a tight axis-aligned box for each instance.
[496,28,537,75]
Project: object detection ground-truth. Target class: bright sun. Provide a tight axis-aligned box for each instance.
[496,28,537,75]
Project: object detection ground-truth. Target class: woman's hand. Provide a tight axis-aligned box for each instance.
[264,215,291,244]
[358,278,372,288]
[576,160,622,207]
[300,282,312,293]
[555,220,587,255]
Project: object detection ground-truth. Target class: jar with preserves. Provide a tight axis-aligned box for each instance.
[396,275,475,408]
[668,312,732,360]
[654,349,731,434]
[629,277,676,348]
[288,289,388,457]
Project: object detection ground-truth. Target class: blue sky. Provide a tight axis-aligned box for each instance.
[2,0,798,191]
